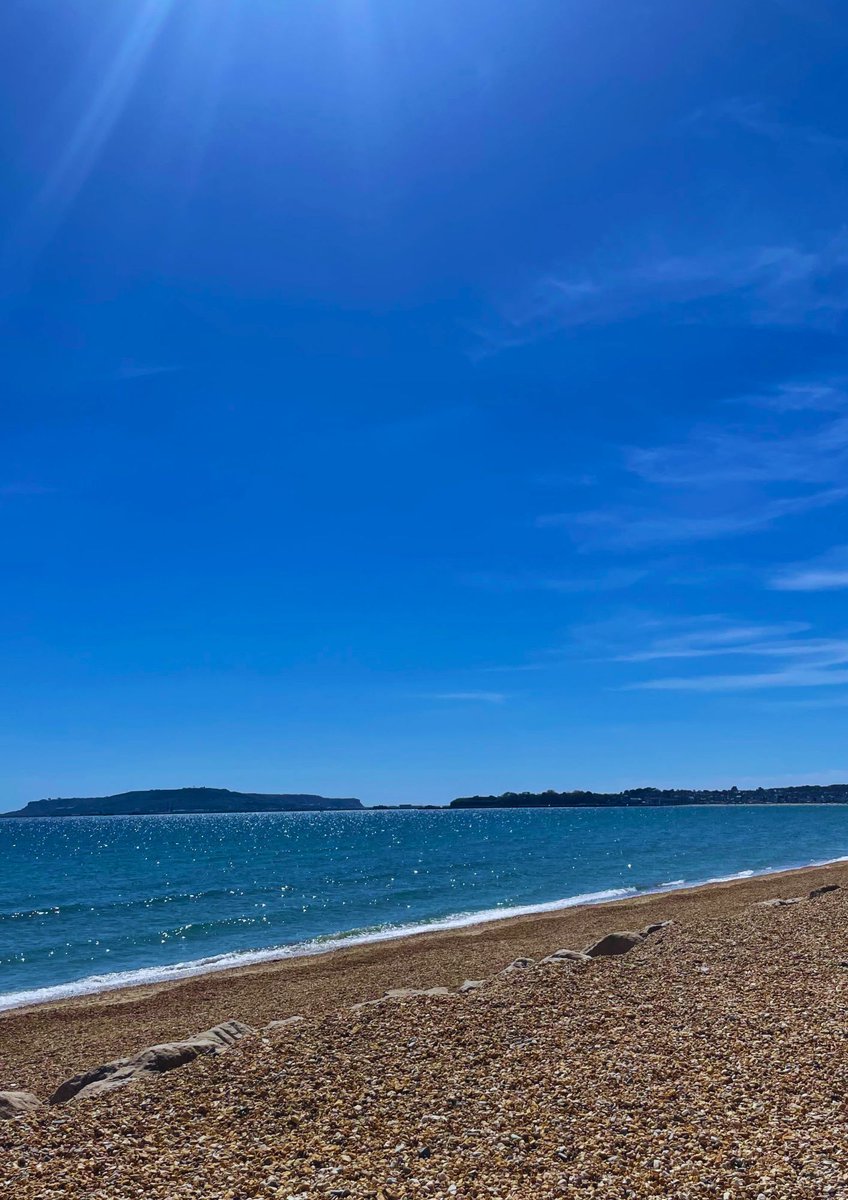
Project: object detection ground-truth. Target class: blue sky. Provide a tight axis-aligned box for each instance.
[3,0,848,808]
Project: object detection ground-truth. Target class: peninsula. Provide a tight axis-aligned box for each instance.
[1,787,363,818]
[450,784,848,808]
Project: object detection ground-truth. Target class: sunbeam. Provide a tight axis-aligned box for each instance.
[2,0,176,291]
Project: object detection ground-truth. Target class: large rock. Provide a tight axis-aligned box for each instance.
[584,931,644,958]
[49,1019,253,1105]
[642,920,674,936]
[0,1091,41,1119]
[809,884,840,898]
[756,897,802,908]
[265,1016,305,1031]
[541,949,592,966]
[350,987,450,1013]
[499,957,536,975]
[384,987,450,1000]
[195,1019,254,1048]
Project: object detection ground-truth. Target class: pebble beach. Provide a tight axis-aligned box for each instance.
[3,860,848,1198]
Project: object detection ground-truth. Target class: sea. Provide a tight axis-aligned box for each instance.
[2,804,848,1012]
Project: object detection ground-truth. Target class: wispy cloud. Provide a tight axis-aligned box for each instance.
[603,613,848,692]
[741,379,848,412]
[613,620,811,662]
[465,568,646,593]
[627,417,848,487]
[542,489,846,550]
[481,235,848,352]
[631,666,848,692]
[770,545,848,591]
[0,483,54,497]
[540,372,848,549]
[426,691,507,703]
[689,97,848,153]
[116,363,181,381]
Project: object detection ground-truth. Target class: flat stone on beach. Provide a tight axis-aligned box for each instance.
[541,949,592,965]
[500,957,535,974]
[0,1091,41,1119]
[48,1020,254,1105]
[584,931,644,957]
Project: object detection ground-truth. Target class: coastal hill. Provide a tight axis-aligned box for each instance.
[2,787,363,818]
[450,784,848,808]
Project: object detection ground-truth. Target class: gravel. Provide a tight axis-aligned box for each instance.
[2,865,848,1197]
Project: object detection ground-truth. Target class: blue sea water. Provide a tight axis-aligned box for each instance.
[1,805,847,1011]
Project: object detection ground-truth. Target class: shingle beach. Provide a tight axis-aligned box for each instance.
[3,860,848,1198]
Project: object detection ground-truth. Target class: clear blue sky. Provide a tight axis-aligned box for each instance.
[3,0,848,809]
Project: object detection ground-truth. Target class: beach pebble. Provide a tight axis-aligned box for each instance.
[6,866,848,1200]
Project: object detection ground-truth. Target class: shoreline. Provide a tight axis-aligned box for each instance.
[7,854,848,1197]
[3,854,848,1097]
[3,845,848,1016]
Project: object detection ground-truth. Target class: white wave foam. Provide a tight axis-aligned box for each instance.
[703,868,756,884]
[4,845,848,1013]
[0,886,637,1013]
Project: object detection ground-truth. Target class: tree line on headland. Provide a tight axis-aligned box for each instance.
[449,785,848,808]
[5,784,848,818]
[1,788,364,818]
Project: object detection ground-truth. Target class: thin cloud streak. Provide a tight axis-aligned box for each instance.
[482,235,848,353]
[627,416,848,487]
[689,97,848,153]
[615,622,814,662]
[770,546,848,591]
[627,667,848,692]
[116,363,182,381]
[738,380,848,412]
[775,569,848,591]
[425,692,508,704]
[465,568,646,594]
[607,613,848,692]
[543,374,848,550]
[0,483,55,497]
[543,489,846,549]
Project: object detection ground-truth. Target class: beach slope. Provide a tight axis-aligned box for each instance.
[2,861,848,1197]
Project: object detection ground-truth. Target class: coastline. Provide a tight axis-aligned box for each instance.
[3,836,847,1016]
[7,860,848,1199]
[3,854,847,1097]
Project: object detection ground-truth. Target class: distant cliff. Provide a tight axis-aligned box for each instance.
[2,787,363,818]
[450,785,848,809]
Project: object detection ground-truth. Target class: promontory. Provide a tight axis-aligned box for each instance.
[1,787,363,818]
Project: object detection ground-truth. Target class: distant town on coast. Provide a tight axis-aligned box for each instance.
[4,783,848,817]
[449,785,848,808]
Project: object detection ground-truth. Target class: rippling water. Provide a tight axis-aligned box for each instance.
[1,805,847,1010]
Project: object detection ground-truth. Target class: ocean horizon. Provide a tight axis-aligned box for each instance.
[2,805,847,1013]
